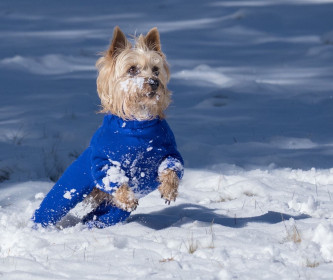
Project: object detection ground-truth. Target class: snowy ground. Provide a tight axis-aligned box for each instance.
[1,0,333,279]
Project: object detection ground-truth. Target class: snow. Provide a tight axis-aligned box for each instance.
[1,169,333,278]
[158,158,184,176]
[0,54,94,75]
[63,189,77,200]
[1,0,333,279]
[101,161,129,191]
[132,77,145,91]
[120,77,145,94]
[173,65,233,88]
[120,79,130,92]
[312,223,333,262]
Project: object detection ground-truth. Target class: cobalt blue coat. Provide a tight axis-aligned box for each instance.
[33,114,184,228]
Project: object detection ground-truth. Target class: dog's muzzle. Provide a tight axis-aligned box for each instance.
[148,78,159,91]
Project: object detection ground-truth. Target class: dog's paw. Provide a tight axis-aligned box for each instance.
[113,184,138,212]
[158,169,179,205]
[85,188,113,209]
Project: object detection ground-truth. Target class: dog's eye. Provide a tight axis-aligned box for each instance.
[152,66,159,76]
[128,66,138,76]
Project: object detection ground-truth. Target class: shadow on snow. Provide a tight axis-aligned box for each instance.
[127,203,310,230]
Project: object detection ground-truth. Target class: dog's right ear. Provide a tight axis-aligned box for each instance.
[107,26,128,57]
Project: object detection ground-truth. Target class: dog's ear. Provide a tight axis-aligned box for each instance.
[107,26,128,57]
[145,27,161,52]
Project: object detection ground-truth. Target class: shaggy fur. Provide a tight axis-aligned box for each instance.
[158,169,180,204]
[86,26,179,211]
[96,27,171,120]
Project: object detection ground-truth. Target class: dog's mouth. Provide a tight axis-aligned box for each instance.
[147,91,157,98]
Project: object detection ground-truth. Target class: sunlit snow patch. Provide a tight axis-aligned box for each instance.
[173,65,232,88]
[312,223,333,262]
[270,137,318,150]
[0,54,94,75]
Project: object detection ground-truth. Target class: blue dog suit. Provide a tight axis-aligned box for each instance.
[33,114,184,228]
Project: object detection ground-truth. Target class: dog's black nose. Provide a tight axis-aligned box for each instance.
[148,78,159,91]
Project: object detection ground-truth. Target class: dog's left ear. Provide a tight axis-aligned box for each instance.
[145,27,161,53]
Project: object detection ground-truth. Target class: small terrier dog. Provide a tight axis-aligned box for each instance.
[33,27,184,228]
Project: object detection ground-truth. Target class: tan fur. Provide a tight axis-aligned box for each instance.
[158,169,179,203]
[112,184,138,211]
[84,186,138,212]
[84,187,113,209]
[96,26,171,120]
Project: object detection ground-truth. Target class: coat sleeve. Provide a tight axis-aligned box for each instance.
[91,146,129,194]
[158,121,184,179]
[158,155,184,179]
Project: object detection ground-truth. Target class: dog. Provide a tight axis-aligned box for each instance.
[33,27,184,228]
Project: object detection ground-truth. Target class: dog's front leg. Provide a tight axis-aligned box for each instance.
[88,185,138,212]
[91,152,138,212]
[113,184,139,211]
[158,156,183,205]
[158,169,179,205]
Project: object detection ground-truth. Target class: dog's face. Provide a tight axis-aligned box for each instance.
[96,27,171,120]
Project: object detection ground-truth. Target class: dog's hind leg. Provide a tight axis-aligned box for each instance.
[81,185,137,228]
[33,148,95,227]
[82,203,131,228]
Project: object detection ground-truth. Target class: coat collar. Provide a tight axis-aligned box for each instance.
[104,114,161,129]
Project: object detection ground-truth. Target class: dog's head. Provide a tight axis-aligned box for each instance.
[96,26,171,120]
